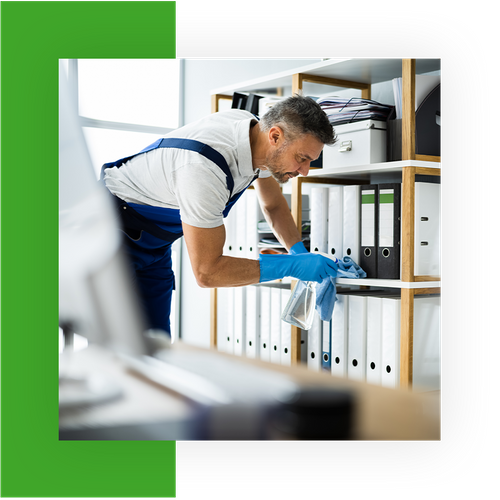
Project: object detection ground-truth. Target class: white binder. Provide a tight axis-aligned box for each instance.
[233,286,246,356]
[280,288,292,366]
[327,186,343,259]
[415,182,441,276]
[307,311,322,371]
[223,203,237,257]
[343,185,361,263]
[270,287,282,364]
[331,294,348,378]
[216,287,229,353]
[381,297,401,388]
[223,287,236,354]
[235,198,247,259]
[366,296,383,385]
[300,328,308,364]
[245,285,261,358]
[321,319,331,371]
[259,286,271,362]
[310,187,329,253]
[245,189,263,260]
[347,295,367,381]
[413,296,441,391]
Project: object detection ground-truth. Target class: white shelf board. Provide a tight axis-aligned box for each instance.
[210,58,441,95]
[336,278,441,289]
[305,160,440,181]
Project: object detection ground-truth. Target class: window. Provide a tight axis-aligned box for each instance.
[62,59,182,340]
[66,58,180,178]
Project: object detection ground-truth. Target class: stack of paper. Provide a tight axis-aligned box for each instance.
[317,96,394,126]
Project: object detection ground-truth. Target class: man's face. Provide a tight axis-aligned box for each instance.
[264,133,324,184]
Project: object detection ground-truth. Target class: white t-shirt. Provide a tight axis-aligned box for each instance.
[104,109,270,229]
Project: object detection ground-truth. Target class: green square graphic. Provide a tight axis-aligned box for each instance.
[1,2,177,497]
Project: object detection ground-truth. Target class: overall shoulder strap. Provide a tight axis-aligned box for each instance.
[101,138,234,196]
[156,138,234,196]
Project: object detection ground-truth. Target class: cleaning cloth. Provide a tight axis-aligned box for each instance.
[315,256,367,321]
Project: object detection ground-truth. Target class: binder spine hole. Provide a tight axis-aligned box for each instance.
[364,248,371,257]
[331,248,336,255]
[263,343,267,349]
[249,341,252,346]
[382,248,391,258]
[386,365,392,373]
[352,359,358,367]
[311,352,315,359]
[335,357,340,364]
[370,362,376,370]
[346,248,352,256]
[227,337,230,342]
[284,348,288,354]
[314,247,319,252]
[323,354,329,362]
[273,345,277,351]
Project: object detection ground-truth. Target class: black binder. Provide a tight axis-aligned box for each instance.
[416,84,440,157]
[377,183,401,279]
[360,184,379,278]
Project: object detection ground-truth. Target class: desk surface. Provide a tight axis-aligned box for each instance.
[59,342,440,441]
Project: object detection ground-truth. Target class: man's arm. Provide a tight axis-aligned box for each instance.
[253,176,302,251]
[182,222,260,288]
[182,176,299,288]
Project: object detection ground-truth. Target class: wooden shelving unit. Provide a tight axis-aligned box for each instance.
[210,58,441,390]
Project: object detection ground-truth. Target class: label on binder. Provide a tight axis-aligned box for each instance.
[361,189,376,247]
[379,189,395,247]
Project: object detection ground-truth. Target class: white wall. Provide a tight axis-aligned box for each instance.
[179,58,321,347]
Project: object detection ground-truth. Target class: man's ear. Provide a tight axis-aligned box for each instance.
[268,126,283,146]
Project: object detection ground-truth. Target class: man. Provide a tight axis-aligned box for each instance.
[102,95,338,335]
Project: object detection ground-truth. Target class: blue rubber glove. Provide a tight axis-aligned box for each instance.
[259,252,338,283]
[288,241,308,255]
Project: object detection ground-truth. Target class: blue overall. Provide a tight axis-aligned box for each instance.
[102,138,258,336]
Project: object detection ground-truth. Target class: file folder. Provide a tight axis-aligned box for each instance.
[366,296,383,385]
[377,183,401,279]
[259,286,271,362]
[280,288,292,366]
[321,319,332,371]
[307,311,322,371]
[235,195,247,259]
[343,185,361,263]
[233,287,246,356]
[225,288,235,355]
[381,297,401,388]
[223,203,237,257]
[327,186,343,259]
[270,287,282,364]
[245,285,261,358]
[413,296,441,391]
[310,187,329,253]
[347,295,367,381]
[415,182,441,276]
[245,189,263,260]
[301,328,308,364]
[360,184,379,278]
[331,294,348,378]
[216,287,229,353]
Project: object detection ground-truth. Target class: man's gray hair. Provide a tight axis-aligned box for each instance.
[260,94,337,146]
